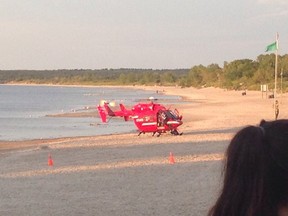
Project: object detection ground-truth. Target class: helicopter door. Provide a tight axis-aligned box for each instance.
[157,110,167,126]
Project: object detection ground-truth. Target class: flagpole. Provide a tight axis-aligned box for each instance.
[281,68,283,100]
[274,33,279,120]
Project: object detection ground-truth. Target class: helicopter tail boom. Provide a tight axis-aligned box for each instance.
[119,104,130,121]
[98,102,132,122]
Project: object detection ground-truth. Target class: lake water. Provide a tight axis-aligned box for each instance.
[0,85,181,141]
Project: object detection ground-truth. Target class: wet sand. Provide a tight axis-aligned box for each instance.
[0,86,287,216]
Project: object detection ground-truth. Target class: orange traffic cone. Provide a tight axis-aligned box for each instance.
[48,154,54,166]
[169,152,175,164]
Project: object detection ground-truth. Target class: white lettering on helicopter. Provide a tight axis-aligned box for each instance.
[142,122,157,126]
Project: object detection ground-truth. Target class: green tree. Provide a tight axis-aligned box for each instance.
[187,65,206,87]
[253,54,275,85]
[223,59,257,89]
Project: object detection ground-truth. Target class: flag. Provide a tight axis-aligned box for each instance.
[265,41,277,52]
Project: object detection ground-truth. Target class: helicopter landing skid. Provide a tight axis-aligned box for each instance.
[171,129,183,136]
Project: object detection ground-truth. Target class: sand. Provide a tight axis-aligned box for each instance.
[0,86,287,216]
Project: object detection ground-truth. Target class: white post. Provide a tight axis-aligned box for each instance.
[281,68,283,100]
[274,33,279,120]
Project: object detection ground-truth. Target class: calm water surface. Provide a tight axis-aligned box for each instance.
[0,85,181,141]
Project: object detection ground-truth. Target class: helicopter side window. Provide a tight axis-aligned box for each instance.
[161,112,166,120]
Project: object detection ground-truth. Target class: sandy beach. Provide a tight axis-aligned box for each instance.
[1,86,287,216]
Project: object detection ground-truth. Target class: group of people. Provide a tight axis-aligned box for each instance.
[208,119,288,216]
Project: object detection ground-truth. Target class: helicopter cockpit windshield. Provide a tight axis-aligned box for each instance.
[165,110,179,119]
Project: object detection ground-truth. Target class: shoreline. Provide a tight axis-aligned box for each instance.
[0,84,190,152]
[1,84,287,153]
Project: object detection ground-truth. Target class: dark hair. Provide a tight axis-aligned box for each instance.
[208,119,288,216]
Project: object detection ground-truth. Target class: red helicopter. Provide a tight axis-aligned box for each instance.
[97,98,183,136]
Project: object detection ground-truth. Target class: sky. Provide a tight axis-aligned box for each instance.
[0,0,288,70]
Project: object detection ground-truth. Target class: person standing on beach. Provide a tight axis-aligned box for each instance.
[275,100,279,120]
[208,119,288,216]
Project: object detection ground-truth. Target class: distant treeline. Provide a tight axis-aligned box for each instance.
[1,53,288,92]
